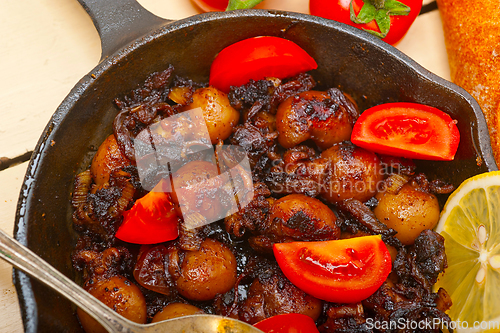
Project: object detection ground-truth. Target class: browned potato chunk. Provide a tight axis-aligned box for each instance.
[152,302,204,323]
[320,142,383,203]
[276,91,355,149]
[270,194,340,240]
[171,160,226,221]
[90,134,131,188]
[176,238,237,301]
[239,271,322,324]
[374,183,440,245]
[184,86,240,144]
[77,275,146,333]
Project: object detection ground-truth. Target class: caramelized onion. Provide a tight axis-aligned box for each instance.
[133,245,176,296]
[108,177,134,219]
[72,170,92,208]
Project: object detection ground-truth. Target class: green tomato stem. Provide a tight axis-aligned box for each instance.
[350,0,411,39]
[226,0,265,11]
[369,0,386,9]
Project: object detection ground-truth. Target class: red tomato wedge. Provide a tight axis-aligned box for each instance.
[273,236,391,304]
[192,0,264,11]
[209,36,318,93]
[351,102,460,161]
[254,313,320,333]
[115,180,179,244]
[192,0,228,12]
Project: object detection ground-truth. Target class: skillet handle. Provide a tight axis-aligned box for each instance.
[77,0,171,62]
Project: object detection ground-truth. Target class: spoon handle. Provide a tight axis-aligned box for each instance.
[0,228,136,333]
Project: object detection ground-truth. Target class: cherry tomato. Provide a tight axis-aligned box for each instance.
[273,235,392,303]
[192,0,228,12]
[309,0,422,45]
[115,180,179,244]
[209,36,318,93]
[254,313,320,333]
[350,102,460,161]
[192,0,265,12]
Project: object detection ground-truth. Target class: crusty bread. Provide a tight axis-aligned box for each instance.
[437,0,500,164]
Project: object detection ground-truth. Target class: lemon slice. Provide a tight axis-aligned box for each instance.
[435,171,500,332]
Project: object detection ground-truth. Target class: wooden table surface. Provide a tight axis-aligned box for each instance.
[0,0,448,331]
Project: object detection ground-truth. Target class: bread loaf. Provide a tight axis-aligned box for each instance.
[437,0,500,164]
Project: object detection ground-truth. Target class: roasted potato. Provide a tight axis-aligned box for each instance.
[152,302,204,323]
[320,142,383,203]
[184,86,240,144]
[176,238,237,301]
[239,271,322,324]
[171,160,228,222]
[77,275,146,333]
[90,134,131,188]
[270,193,340,240]
[374,183,440,245]
[276,91,355,149]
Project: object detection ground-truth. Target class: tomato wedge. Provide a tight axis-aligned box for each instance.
[115,180,179,244]
[192,0,228,12]
[209,36,318,93]
[192,0,264,12]
[254,313,320,333]
[273,236,391,304]
[351,102,460,161]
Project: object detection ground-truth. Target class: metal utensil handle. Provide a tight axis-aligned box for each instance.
[0,228,136,333]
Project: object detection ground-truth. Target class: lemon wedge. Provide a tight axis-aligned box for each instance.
[435,171,500,332]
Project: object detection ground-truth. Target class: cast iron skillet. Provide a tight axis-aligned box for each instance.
[13,0,498,332]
